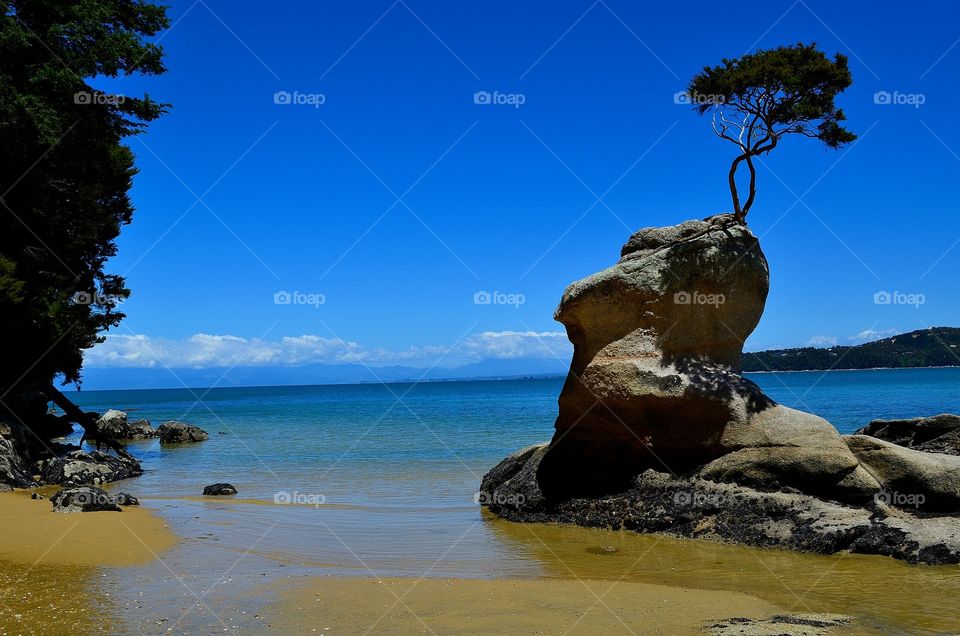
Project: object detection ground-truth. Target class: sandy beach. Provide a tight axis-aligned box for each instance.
[268,576,795,635]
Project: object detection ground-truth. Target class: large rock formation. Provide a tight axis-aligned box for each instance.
[483,215,960,564]
[536,214,875,503]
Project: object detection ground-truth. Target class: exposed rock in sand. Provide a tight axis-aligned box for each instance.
[706,614,852,636]
[51,486,121,513]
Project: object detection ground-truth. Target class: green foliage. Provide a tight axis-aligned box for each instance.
[742,328,960,372]
[687,42,855,220]
[0,0,169,403]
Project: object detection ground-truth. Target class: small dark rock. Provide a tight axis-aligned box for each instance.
[51,486,121,513]
[203,483,237,496]
[30,492,43,500]
[115,492,140,506]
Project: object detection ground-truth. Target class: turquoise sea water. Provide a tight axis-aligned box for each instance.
[64,368,960,633]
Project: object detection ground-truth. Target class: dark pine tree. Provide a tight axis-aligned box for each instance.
[0,0,168,436]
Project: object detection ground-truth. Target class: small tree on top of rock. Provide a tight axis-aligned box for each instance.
[688,42,856,224]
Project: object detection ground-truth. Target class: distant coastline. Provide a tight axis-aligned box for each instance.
[742,327,960,373]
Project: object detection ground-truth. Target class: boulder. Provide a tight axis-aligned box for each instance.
[51,486,121,513]
[159,421,209,444]
[96,409,128,438]
[856,414,960,456]
[203,483,237,496]
[844,435,960,512]
[480,444,548,512]
[40,450,142,486]
[535,215,867,503]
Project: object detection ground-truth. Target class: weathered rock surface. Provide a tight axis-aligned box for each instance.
[94,410,159,440]
[51,486,121,513]
[203,483,237,496]
[159,421,209,444]
[39,450,142,486]
[845,435,960,512]
[856,413,960,456]
[484,216,960,565]
[0,419,38,488]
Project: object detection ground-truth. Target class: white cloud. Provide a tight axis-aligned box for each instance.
[83,330,572,369]
[807,335,839,347]
[848,329,898,343]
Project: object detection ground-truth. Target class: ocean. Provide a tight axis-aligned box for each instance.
[66,368,960,633]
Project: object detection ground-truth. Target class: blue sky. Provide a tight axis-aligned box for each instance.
[84,0,960,383]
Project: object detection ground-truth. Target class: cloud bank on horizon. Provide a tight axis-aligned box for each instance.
[84,330,573,370]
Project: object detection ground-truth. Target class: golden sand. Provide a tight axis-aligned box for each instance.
[270,576,794,635]
[0,488,177,567]
[0,488,178,634]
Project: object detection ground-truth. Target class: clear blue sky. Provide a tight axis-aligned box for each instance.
[85,0,960,377]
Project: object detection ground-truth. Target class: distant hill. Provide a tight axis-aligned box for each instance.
[742,327,960,372]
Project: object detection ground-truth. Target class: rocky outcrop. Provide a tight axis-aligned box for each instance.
[856,414,960,456]
[39,450,142,486]
[51,486,122,513]
[484,465,960,565]
[535,215,874,503]
[483,215,960,565]
[159,421,209,444]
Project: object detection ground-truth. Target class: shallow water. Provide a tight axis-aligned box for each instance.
[63,368,960,633]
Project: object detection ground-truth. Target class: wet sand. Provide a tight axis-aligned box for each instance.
[269,576,813,635]
[0,488,177,635]
[0,488,177,567]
